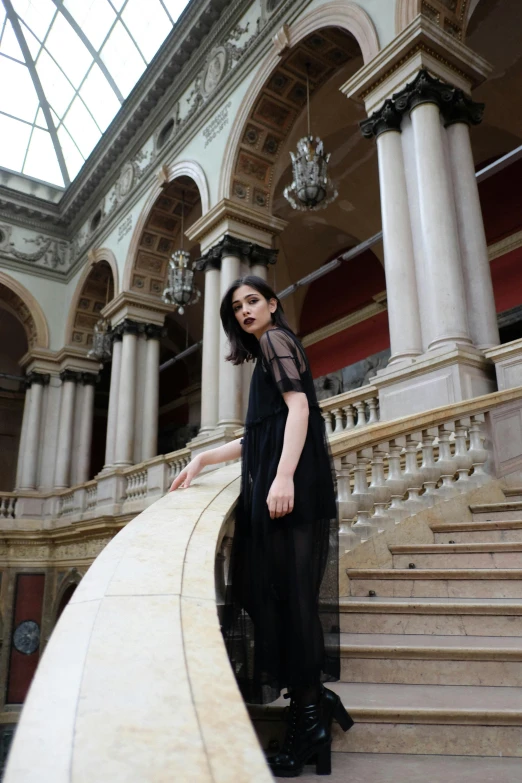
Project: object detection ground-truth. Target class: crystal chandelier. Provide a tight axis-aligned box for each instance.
[162,192,201,315]
[284,64,338,211]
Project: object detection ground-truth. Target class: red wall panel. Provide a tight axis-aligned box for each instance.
[306,311,390,378]
[7,574,45,704]
[491,246,522,314]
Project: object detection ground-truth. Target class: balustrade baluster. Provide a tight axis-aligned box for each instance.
[335,455,358,551]
[467,415,489,488]
[368,444,393,531]
[385,438,408,523]
[343,404,356,430]
[435,423,458,498]
[454,419,473,488]
[420,428,440,507]
[351,449,376,541]
[331,408,344,433]
[322,411,334,436]
[401,433,425,516]
[354,401,367,428]
[367,397,379,425]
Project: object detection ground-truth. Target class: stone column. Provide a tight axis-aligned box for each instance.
[54,370,80,489]
[75,373,98,484]
[18,373,49,491]
[195,252,221,434]
[445,94,499,350]
[362,101,423,364]
[219,237,244,427]
[15,383,31,489]
[406,74,472,351]
[103,334,123,470]
[114,320,140,467]
[142,324,162,462]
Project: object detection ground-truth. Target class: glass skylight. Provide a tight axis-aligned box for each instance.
[0,0,191,188]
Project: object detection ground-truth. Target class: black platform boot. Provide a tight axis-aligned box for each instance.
[321,685,354,733]
[268,697,331,777]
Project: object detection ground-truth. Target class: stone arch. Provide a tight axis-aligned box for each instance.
[0,271,49,349]
[123,160,210,294]
[52,568,83,625]
[66,251,116,351]
[218,2,379,212]
[395,0,473,40]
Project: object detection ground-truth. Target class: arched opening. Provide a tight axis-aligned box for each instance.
[231,25,386,397]
[464,0,522,342]
[0,278,48,491]
[70,260,115,478]
[130,175,204,452]
[55,583,77,622]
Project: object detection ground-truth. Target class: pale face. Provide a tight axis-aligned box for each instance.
[232,284,278,340]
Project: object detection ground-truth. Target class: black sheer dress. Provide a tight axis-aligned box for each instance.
[221,326,340,705]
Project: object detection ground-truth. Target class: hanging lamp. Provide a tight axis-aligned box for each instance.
[162,191,201,315]
[87,273,113,362]
[284,63,338,211]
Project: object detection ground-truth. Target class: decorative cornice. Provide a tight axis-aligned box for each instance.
[342,14,492,116]
[361,69,484,138]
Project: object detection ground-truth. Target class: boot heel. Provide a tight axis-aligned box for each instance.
[315,742,331,775]
[333,701,354,732]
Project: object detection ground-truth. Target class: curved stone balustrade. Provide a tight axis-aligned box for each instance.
[4,462,272,783]
[0,493,16,519]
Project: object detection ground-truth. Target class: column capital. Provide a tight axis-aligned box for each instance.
[196,234,278,272]
[361,70,485,139]
[81,372,99,386]
[113,318,144,338]
[145,324,165,341]
[60,369,82,384]
[102,291,170,329]
[26,371,50,387]
[360,98,403,139]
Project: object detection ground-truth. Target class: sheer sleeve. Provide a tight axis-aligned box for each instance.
[259,329,306,395]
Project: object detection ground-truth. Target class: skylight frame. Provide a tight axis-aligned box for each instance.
[0,0,189,189]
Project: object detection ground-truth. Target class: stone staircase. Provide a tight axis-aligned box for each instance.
[255,491,522,781]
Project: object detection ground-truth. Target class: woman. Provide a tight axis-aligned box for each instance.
[170,276,352,777]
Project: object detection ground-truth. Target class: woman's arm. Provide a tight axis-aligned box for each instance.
[169,437,242,491]
[267,391,309,518]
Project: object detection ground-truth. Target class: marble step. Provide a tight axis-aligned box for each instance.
[251,682,522,757]
[274,752,522,782]
[470,501,522,521]
[390,542,522,569]
[432,519,522,544]
[502,487,522,501]
[345,568,522,598]
[339,632,522,686]
[339,596,522,636]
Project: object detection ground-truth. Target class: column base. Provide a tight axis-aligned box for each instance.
[372,345,496,421]
[485,338,522,391]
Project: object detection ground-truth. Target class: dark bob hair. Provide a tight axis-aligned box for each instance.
[219,275,295,365]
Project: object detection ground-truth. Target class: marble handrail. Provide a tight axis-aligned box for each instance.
[4,462,272,783]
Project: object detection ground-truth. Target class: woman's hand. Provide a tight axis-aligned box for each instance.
[169,454,205,492]
[267,473,294,519]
